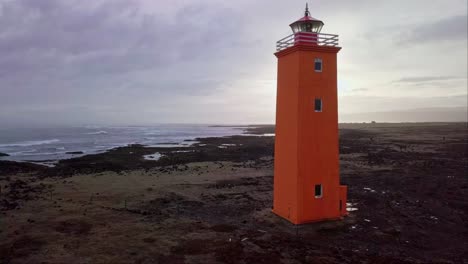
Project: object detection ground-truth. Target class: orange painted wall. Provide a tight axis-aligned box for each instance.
[273,51,300,223]
[273,44,347,224]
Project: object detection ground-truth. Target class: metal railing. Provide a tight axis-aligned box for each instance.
[276,32,339,51]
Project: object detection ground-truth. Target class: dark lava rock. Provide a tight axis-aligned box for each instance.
[0,235,46,261]
[142,237,156,243]
[44,134,275,177]
[55,218,92,235]
[0,161,46,176]
[66,151,84,155]
[0,152,9,157]
[210,224,238,233]
[0,179,48,210]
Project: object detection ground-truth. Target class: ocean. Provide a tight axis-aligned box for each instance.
[0,124,244,164]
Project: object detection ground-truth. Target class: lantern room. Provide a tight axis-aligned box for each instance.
[289,4,324,34]
[289,4,325,46]
[276,4,338,51]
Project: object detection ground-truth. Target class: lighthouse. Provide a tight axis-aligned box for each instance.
[273,4,347,224]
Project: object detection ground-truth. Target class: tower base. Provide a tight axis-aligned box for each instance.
[272,209,345,225]
[272,185,348,225]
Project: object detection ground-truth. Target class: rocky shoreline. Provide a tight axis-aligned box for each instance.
[0,126,275,177]
[0,123,467,263]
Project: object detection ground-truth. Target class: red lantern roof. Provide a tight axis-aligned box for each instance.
[289,3,324,27]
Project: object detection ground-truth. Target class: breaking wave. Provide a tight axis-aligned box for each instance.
[86,131,108,135]
[0,139,60,148]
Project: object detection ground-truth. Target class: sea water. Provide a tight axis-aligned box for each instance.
[0,124,244,163]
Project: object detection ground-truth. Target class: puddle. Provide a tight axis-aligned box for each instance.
[30,161,58,167]
[363,187,376,193]
[143,152,163,161]
[347,202,359,212]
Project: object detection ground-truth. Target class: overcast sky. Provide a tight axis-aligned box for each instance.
[0,0,467,126]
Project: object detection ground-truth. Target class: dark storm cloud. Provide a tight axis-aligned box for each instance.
[0,0,245,108]
[0,0,466,126]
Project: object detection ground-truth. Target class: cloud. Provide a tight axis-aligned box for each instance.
[340,106,468,123]
[350,88,369,92]
[394,76,466,83]
[0,0,466,126]
[402,15,468,43]
[339,94,468,114]
[0,0,245,93]
[388,76,467,93]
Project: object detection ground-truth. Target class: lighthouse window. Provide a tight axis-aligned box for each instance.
[314,58,322,72]
[315,184,323,198]
[314,98,322,112]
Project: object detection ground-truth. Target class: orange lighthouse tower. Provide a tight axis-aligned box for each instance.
[273,4,347,224]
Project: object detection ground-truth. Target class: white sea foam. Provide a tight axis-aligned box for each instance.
[0,139,60,148]
[181,141,199,145]
[146,144,190,148]
[86,131,108,135]
[8,149,38,155]
[242,133,275,137]
[18,151,67,156]
[30,160,59,167]
[0,124,243,162]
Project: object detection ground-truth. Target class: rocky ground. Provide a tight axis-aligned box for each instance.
[0,123,467,263]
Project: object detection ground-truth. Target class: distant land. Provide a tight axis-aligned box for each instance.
[339,107,467,123]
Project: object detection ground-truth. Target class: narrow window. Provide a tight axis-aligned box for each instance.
[339,200,342,211]
[314,58,322,72]
[314,98,322,112]
[315,184,322,198]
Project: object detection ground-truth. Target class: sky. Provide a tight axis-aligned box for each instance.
[0,0,467,126]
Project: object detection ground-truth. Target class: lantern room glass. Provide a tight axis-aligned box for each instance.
[290,21,324,34]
